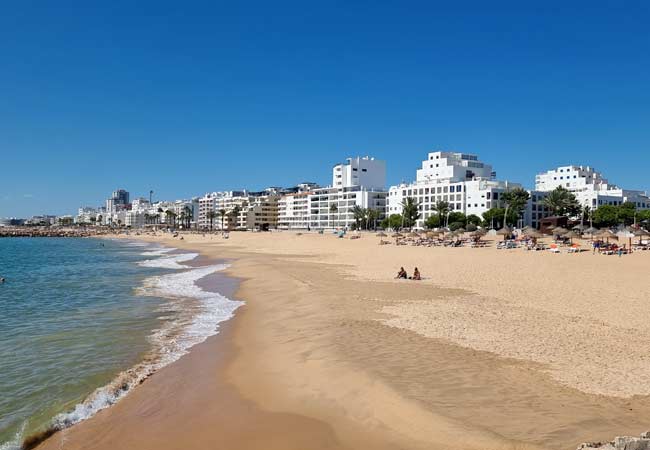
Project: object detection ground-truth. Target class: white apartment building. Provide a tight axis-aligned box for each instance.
[333,156,386,190]
[535,165,650,210]
[197,190,280,231]
[125,210,145,228]
[308,186,387,229]
[387,151,519,228]
[311,156,387,230]
[277,157,388,230]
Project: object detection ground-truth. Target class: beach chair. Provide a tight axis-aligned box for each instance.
[549,244,561,254]
[567,243,581,253]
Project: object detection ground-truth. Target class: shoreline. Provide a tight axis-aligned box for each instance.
[18,239,240,450]
[32,231,650,450]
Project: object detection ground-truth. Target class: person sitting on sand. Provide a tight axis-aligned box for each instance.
[411,267,421,280]
[395,267,407,279]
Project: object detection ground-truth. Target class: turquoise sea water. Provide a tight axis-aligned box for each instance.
[0,238,241,449]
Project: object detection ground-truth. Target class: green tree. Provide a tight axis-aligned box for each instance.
[329,203,338,229]
[400,197,421,229]
[207,210,217,231]
[182,205,193,229]
[365,208,380,230]
[381,214,403,230]
[501,187,530,214]
[447,212,467,226]
[432,200,450,226]
[592,205,618,228]
[482,207,519,228]
[617,202,637,226]
[228,206,241,230]
[542,186,581,217]
[424,214,441,229]
[351,205,364,229]
[218,209,226,231]
[466,214,482,226]
[501,187,530,227]
[165,210,176,228]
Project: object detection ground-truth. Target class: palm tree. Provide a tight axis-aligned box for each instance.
[401,197,421,229]
[182,205,192,229]
[165,210,176,228]
[97,215,103,226]
[542,186,581,217]
[500,187,530,228]
[432,200,450,227]
[351,205,364,230]
[329,203,338,229]
[218,209,226,231]
[207,210,217,231]
[228,206,241,230]
[365,208,380,230]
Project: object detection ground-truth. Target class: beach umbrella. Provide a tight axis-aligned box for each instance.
[391,233,402,238]
[572,224,586,231]
[633,228,649,246]
[496,227,511,240]
[376,232,387,237]
[563,230,580,243]
[408,232,419,238]
[552,227,569,235]
[455,228,466,234]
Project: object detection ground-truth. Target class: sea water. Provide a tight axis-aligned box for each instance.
[0,238,241,449]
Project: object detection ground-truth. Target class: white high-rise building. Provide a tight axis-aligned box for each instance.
[332,156,386,191]
[535,165,650,210]
[276,157,388,231]
[387,151,519,228]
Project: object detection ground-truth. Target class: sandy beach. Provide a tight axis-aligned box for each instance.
[37,231,650,450]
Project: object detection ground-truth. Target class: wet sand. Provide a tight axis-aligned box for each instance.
[37,232,650,450]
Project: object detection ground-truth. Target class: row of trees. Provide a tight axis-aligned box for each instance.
[380,185,650,231]
[205,206,242,231]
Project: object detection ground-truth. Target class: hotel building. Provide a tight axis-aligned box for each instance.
[198,190,281,231]
[535,165,650,210]
[277,156,387,230]
[387,151,520,228]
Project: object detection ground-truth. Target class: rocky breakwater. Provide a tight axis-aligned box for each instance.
[578,432,650,450]
[0,226,110,238]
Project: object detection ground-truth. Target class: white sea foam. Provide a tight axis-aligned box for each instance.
[140,247,175,257]
[0,422,26,450]
[50,259,242,436]
[137,252,198,269]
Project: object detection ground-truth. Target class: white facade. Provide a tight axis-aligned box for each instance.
[308,186,387,229]
[277,156,387,230]
[387,151,516,228]
[125,211,145,228]
[333,156,386,191]
[535,165,650,210]
[278,192,312,230]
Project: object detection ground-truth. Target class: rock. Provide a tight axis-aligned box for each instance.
[577,432,650,450]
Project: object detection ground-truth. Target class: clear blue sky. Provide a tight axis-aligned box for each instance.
[1,1,649,217]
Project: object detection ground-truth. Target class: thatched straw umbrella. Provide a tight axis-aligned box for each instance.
[633,228,650,245]
[563,230,580,244]
[376,232,387,237]
[391,233,402,238]
[496,227,512,240]
[408,232,419,238]
[553,227,569,236]
[597,229,617,244]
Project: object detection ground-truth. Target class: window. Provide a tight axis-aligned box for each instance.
[352,168,358,171]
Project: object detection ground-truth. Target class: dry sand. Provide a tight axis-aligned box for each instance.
[37,231,650,450]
